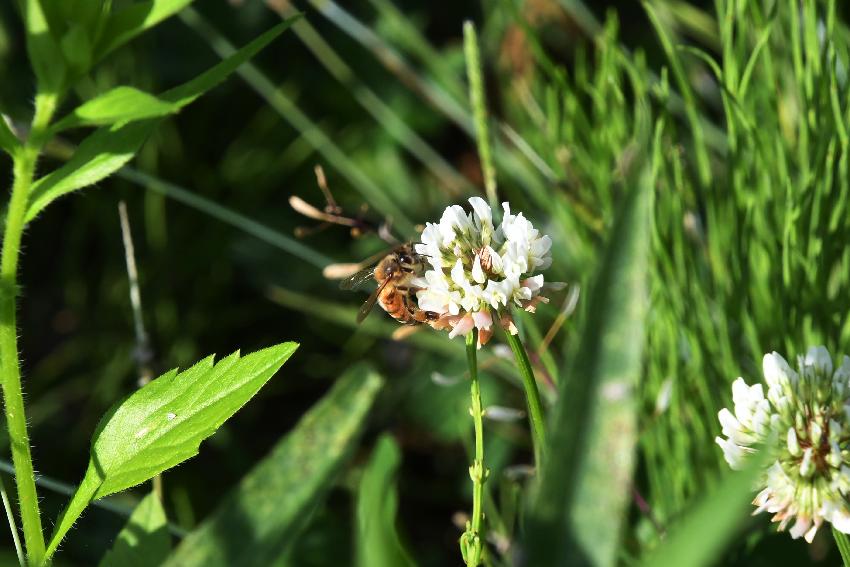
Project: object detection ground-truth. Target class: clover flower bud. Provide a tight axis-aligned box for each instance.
[716,346,850,543]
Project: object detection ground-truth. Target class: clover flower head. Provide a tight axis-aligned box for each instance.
[716,346,850,542]
[414,197,556,347]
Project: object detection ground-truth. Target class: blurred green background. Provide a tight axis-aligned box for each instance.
[2,0,850,565]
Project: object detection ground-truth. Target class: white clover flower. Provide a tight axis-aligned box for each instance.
[716,346,850,543]
[413,197,556,347]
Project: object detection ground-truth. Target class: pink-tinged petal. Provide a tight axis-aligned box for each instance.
[448,314,475,339]
[472,310,493,331]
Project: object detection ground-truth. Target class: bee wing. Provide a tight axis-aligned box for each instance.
[339,266,377,290]
[356,278,391,323]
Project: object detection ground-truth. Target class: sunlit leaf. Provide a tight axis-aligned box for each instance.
[45,343,298,560]
[99,492,170,567]
[162,363,384,567]
[525,167,652,566]
[52,87,178,132]
[356,435,417,567]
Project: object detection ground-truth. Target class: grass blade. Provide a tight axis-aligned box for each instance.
[641,450,769,567]
[99,492,170,567]
[356,435,417,567]
[162,363,384,567]
[525,166,651,566]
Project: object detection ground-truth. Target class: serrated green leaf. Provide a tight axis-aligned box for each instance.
[0,115,19,155]
[25,17,297,223]
[22,0,66,93]
[525,167,651,566]
[99,493,170,567]
[162,363,384,567]
[356,435,417,567]
[44,343,298,561]
[94,0,196,63]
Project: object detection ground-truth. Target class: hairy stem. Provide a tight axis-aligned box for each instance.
[505,330,547,467]
[0,93,56,566]
[461,329,487,566]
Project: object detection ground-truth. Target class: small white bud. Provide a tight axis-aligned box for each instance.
[787,427,802,457]
[800,447,816,478]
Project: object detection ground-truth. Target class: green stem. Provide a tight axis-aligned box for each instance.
[460,329,487,567]
[0,93,56,566]
[504,330,547,467]
[835,527,850,567]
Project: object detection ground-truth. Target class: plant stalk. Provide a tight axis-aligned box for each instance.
[505,330,547,467]
[461,329,487,567]
[0,93,56,566]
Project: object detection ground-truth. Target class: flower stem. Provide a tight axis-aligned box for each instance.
[460,329,487,567]
[834,527,850,567]
[505,330,547,467]
[0,93,56,566]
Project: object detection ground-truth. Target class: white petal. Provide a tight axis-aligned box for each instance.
[805,345,833,377]
[763,352,796,389]
[472,255,486,284]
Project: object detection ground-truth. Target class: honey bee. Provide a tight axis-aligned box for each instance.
[341,244,439,325]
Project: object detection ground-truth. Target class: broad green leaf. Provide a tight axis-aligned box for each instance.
[356,435,417,567]
[45,343,298,561]
[22,0,65,93]
[0,115,19,155]
[525,167,652,566]
[99,493,170,567]
[94,0,196,62]
[25,17,297,223]
[163,363,384,567]
[641,450,769,567]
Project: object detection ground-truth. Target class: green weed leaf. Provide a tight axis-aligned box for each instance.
[25,17,297,223]
[162,363,384,567]
[525,167,652,566]
[52,87,178,131]
[99,493,170,567]
[356,435,417,567]
[45,343,298,561]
